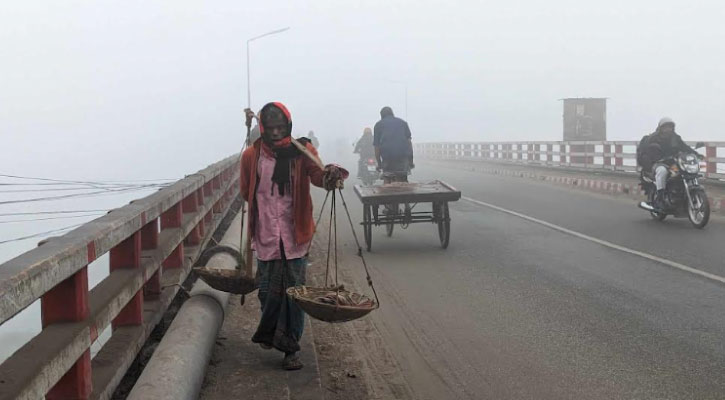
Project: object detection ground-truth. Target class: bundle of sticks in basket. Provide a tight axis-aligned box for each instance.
[287,285,377,323]
[307,286,375,307]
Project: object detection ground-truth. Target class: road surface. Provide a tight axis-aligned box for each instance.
[327,161,725,399]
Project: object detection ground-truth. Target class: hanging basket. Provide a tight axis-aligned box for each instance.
[281,189,380,323]
[192,245,258,295]
[194,267,258,295]
[287,285,377,323]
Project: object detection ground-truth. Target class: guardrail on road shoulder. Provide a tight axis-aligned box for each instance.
[415,141,725,181]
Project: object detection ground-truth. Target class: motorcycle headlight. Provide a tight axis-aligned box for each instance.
[681,154,700,174]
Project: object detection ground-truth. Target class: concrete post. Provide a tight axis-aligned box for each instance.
[111,232,143,328]
[142,219,161,299]
[615,144,624,168]
[41,263,92,400]
[706,144,717,177]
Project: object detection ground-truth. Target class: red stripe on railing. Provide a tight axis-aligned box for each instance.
[110,232,143,328]
[87,242,97,264]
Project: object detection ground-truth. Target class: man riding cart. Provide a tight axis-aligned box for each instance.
[373,106,414,183]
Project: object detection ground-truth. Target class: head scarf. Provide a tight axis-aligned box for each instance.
[259,102,303,196]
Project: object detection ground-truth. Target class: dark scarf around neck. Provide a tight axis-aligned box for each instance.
[262,137,310,196]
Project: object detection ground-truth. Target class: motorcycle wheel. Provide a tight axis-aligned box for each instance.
[688,189,710,229]
[647,191,666,221]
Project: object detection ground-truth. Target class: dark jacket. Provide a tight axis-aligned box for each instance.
[638,128,695,172]
[354,133,375,158]
[648,130,695,159]
[373,115,412,160]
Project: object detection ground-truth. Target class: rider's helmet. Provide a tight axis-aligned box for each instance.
[657,117,675,131]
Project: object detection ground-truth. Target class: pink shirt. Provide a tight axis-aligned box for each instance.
[253,150,310,261]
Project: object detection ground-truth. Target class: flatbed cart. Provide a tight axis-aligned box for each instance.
[353,180,461,251]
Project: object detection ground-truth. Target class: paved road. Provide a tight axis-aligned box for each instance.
[426,160,725,278]
[328,161,725,399]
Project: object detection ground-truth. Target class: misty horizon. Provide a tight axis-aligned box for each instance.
[2,1,723,183]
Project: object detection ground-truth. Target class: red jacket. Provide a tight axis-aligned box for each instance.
[239,139,326,246]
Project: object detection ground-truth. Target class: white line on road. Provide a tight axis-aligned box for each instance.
[463,196,725,286]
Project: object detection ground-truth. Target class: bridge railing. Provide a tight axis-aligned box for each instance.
[415,141,725,180]
[0,155,240,400]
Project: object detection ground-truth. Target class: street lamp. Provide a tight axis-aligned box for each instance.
[246,27,290,109]
[385,79,408,119]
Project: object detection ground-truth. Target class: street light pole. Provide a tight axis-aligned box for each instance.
[246,42,251,108]
[246,27,290,109]
[242,27,289,281]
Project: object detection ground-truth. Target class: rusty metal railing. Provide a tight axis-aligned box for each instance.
[0,155,240,400]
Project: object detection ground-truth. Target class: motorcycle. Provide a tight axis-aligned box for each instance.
[359,157,379,186]
[638,144,710,229]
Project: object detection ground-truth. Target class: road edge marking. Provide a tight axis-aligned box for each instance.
[462,196,725,285]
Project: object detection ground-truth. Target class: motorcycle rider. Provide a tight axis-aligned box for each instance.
[354,127,375,177]
[638,117,700,210]
[373,106,414,183]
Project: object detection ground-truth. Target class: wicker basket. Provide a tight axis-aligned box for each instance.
[286,285,377,323]
[193,267,258,295]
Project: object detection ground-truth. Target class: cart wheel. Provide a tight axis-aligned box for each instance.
[385,203,396,237]
[437,202,450,249]
[363,205,373,251]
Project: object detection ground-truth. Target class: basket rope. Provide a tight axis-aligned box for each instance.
[337,188,380,309]
[334,192,338,289]
[301,187,380,310]
[325,191,335,287]
[320,190,341,306]
[238,128,250,277]
[306,190,330,256]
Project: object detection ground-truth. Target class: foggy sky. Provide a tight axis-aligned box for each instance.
[1,0,724,183]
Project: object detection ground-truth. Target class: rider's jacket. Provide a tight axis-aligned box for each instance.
[638,129,695,171]
[355,133,375,158]
[373,115,412,160]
